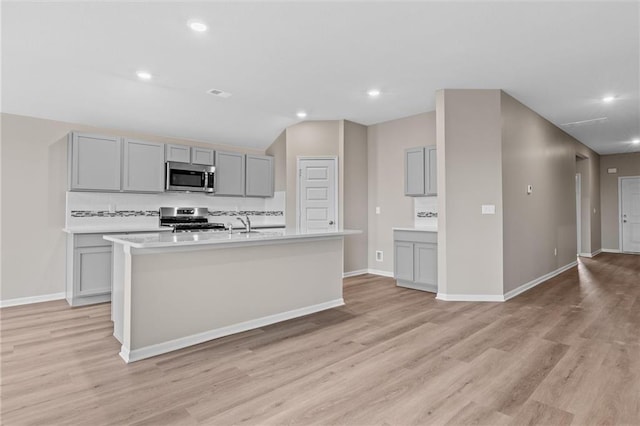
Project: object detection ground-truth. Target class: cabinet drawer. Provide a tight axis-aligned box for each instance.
[75,234,111,248]
[393,230,437,244]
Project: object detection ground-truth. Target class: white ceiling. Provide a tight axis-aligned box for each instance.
[2,1,639,154]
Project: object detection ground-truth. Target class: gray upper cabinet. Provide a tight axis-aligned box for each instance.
[245,154,274,197]
[165,144,191,163]
[122,138,165,192]
[404,145,437,197]
[426,147,437,196]
[215,151,246,196]
[405,147,425,196]
[69,132,122,191]
[191,147,215,166]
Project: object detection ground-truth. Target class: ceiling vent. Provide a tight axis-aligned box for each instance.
[207,88,232,98]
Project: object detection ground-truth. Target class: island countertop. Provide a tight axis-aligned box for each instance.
[104,228,361,249]
[392,226,438,233]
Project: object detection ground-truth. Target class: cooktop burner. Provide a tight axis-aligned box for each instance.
[159,207,226,233]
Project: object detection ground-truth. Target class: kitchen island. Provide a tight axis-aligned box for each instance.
[105,228,360,363]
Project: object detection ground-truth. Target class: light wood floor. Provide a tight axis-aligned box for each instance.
[1,253,639,425]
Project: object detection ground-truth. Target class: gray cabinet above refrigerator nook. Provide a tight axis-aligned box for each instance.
[405,145,437,197]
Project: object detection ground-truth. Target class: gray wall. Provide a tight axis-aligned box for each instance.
[576,157,591,254]
[343,121,369,273]
[0,113,264,301]
[436,90,504,297]
[501,92,600,293]
[600,152,640,250]
[284,121,341,230]
[265,130,286,192]
[367,112,436,273]
[269,119,368,273]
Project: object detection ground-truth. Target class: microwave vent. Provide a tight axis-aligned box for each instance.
[207,88,232,98]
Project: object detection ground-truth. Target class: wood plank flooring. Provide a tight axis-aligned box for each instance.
[1,253,639,425]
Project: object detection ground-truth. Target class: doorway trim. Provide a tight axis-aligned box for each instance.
[576,173,581,256]
[618,175,640,253]
[296,156,339,231]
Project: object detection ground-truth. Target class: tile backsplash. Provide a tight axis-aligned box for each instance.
[66,191,285,229]
[414,197,438,228]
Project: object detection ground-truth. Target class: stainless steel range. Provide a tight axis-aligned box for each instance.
[159,207,226,233]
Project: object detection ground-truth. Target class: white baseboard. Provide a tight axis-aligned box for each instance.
[343,269,368,278]
[436,293,504,302]
[435,261,579,303]
[367,268,394,278]
[579,249,603,258]
[0,292,66,308]
[120,298,345,363]
[602,248,621,253]
[503,261,578,301]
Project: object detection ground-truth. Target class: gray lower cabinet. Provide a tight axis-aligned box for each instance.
[215,150,246,196]
[405,145,437,196]
[393,230,438,293]
[245,154,274,197]
[69,132,122,191]
[122,138,165,192]
[66,231,172,307]
[165,144,191,163]
[66,234,113,306]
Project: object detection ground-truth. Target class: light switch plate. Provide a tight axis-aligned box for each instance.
[527,185,533,194]
[481,205,496,215]
[375,207,381,214]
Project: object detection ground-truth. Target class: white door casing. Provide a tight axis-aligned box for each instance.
[576,173,581,256]
[620,176,640,253]
[297,157,338,232]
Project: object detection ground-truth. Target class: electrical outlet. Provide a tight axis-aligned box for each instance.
[375,251,383,262]
[375,207,381,215]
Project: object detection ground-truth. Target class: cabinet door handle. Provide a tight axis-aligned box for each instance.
[329,220,334,225]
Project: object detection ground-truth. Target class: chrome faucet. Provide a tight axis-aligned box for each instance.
[237,215,251,232]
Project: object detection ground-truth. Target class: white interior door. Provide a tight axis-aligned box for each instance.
[621,177,640,253]
[298,158,337,232]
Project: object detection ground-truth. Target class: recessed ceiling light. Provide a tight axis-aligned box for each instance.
[136,70,152,80]
[296,111,307,119]
[367,89,381,98]
[602,95,616,103]
[188,21,208,32]
[632,138,640,145]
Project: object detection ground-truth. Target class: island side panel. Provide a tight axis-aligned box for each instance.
[126,237,344,358]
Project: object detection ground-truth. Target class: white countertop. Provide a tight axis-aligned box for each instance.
[393,226,438,232]
[63,225,174,234]
[104,228,361,249]
[63,224,286,234]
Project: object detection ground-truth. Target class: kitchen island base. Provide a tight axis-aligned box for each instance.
[110,235,347,363]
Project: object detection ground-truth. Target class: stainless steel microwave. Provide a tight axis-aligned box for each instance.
[165,162,215,193]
